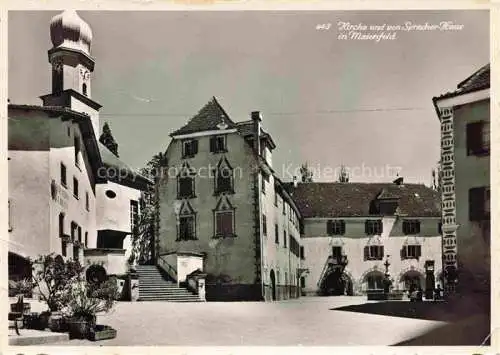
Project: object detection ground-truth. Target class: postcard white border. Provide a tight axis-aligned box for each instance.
[0,1,497,355]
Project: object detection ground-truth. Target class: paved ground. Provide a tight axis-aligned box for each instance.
[46,296,446,346]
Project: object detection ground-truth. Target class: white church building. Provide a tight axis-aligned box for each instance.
[8,10,151,297]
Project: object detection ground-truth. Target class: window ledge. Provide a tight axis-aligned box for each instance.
[212,234,237,239]
[214,190,235,196]
[73,195,80,200]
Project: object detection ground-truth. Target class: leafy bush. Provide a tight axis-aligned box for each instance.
[31,253,84,312]
[62,277,119,322]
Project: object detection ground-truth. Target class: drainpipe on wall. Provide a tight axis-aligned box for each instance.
[251,111,264,299]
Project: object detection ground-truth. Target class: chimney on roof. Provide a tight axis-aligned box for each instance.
[293,176,298,188]
[251,111,262,156]
[393,176,404,186]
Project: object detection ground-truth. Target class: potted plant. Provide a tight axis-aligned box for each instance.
[30,253,84,330]
[63,277,119,340]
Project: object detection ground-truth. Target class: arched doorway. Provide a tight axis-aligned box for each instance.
[270,269,276,301]
[86,264,108,285]
[400,270,424,291]
[364,270,385,291]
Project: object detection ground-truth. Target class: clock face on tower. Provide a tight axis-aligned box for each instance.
[80,68,90,81]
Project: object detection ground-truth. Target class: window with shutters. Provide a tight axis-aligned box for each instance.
[327,220,346,235]
[364,245,384,260]
[275,223,279,244]
[365,220,383,235]
[401,244,421,259]
[467,121,490,156]
[209,135,227,153]
[402,220,420,235]
[182,139,198,158]
[215,211,234,238]
[469,186,490,221]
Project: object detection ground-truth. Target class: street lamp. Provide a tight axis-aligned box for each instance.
[174,200,182,240]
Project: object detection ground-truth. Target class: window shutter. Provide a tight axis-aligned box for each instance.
[416,245,422,259]
[364,221,369,235]
[469,188,482,221]
[327,220,332,235]
[210,137,216,152]
[192,140,199,154]
[341,220,346,235]
[401,246,406,260]
[363,246,369,260]
[416,221,421,234]
[380,246,385,260]
[378,220,383,234]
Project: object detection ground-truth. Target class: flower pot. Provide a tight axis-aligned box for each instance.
[68,318,93,340]
[49,312,68,333]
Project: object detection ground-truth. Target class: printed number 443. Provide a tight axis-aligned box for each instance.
[316,23,331,30]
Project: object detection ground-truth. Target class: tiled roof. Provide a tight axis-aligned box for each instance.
[434,64,490,101]
[98,142,152,190]
[170,97,237,136]
[287,182,441,218]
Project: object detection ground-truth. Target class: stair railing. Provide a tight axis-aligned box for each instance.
[157,253,178,283]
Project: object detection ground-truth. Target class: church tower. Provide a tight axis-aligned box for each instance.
[40,10,102,136]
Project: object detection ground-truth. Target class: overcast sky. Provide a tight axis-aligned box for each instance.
[9,10,489,185]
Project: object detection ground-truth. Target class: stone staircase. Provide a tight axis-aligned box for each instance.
[136,265,201,302]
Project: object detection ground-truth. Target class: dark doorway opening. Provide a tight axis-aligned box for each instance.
[270,269,276,301]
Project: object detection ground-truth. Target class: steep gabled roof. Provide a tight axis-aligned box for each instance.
[433,64,490,101]
[288,182,441,218]
[170,97,237,137]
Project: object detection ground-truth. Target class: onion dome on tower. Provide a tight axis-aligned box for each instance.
[50,10,93,55]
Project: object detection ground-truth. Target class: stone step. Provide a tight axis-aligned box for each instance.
[139,297,200,301]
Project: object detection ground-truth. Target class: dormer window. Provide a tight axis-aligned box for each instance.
[182,139,198,158]
[210,135,227,153]
[365,220,382,235]
[327,220,346,235]
[402,220,420,235]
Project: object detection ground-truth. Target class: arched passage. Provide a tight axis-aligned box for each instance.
[400,269,425,291]
[363,270,385,291]
[269,269,276,301]
[86,264,108,285]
